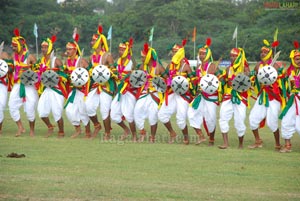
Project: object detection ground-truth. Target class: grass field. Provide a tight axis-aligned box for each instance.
[0,106,300,201]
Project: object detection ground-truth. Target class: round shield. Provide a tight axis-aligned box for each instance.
[92,65,111,84]
[41,70,59,88]
[232,73,251,93]
[171,76,189,95]
[20,69,38,86]
[0,59,8,78]
[152,76,167,93]
[257,65,278,85]
[129,70,147,88]
[199,74,219,95]
[70,67,89,87]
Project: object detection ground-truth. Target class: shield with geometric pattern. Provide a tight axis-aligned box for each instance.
[129,70,147,88]
[92,64,111,85]
[232,73,251,93]
[70,67,89,87]
[199,74,219,95]
[152,76,167,93]
[20,69,38,86]
[41,70,59,88]
[0,59,8,78]
[257,65,278,85]
[171,75,189,95]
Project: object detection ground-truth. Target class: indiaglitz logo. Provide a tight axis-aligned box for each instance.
[264,0,300,10]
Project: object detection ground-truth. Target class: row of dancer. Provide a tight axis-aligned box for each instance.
[0,26,299,153]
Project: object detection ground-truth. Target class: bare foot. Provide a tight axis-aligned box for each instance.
[29,130,35,137]
[195,138,206,145]
[218,144,228,149]
[168,131,177,144]
[84,132,91,139]
[103,133,111,141]
[91,123,101,139]
[45,125,55,138]
[120,128,130,140]
[15,128,25,137]
[71,127,81,138]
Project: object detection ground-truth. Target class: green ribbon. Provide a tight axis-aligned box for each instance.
[19,83,26,99]
[231,89,241,105]
[258,91,269,107]
[192,95,201,109]
[279,94,295,119]
[64,88,76,108]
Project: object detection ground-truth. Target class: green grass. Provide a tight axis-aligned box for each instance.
[0,107,300,201]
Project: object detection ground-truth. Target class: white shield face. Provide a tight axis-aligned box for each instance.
[70,67,89,87]
[232,73,251,92]
[171,75,189,95]
[92,65,111,85]
[257,65,278,85]
[41,70,59,88]
[20,69,38,86]
[0,59,8,77]
[199,74,219,94]
[129,70,147,88]
[152,76,167,93]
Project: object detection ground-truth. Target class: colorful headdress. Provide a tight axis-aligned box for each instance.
[119,37,133,59]
[11,28,27,53]
[198,38,213,62]
[66,32,81,56]
[41,35,56,55]
[290,40,300,67]
[171,39,186,65]
[92,25,109,52]
[141,43,158,67]
[261,39,279,62]
[231,47,248,71]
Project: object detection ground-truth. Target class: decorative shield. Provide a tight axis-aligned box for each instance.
[232,73,251,93]
[41,70,59,88]
[70,67,89,87]
[129,70,147,88]
[0,59,8,78]
[257,65,278,85]
[152,76,167,93]
[171,75,189,95]
[92,64,111,84]
[199,74,219,95]
[20,69,38,86]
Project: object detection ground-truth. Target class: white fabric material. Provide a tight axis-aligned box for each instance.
[158,93,189,130]
[134,93,159,130]
[219,99,247,137]
[188,97,217,133]
[111,92,136,123]
[249,96,281,132]
[281,95,300,139]
[8,84,38,122]
[85,88,112,120]
[37,88,64,122]
[65,89,90,126]
[0,84,8,122]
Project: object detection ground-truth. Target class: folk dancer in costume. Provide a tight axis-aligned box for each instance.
[37,35,67,138]
[8,28,37,137]
[64,33,91,138]
[0,42,13,134]
[133,43,166,143]
[188,38,219,146]
[248,39,284,150]
[86,25,115,140]
[110,38,138,142]
[158,39,194,144]
[279,41,300,153]
[218,47,250,149]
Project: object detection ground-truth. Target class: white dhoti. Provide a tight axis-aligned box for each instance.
[85,88,112,120]
[158,93,189,130]
[37,88,64,122]
[188,96,217,133]
[134,93,159,130]
[281,94,300,139]
[0,84,8,123]
[111,92,136,123]
[8,83,38,122]
[219,99,247,137]
[249,96,281,132]
[65,89,90,126]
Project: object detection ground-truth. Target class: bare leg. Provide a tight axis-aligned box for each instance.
[84,121,91,138]
[129,121,137,142]
[218,133,229,149]
[273,129,281,150]
[119,121,131,140]
[149,124,158,143]
[89,115,101,138]
[138,128,147,143]
[194,128,206,145]
[29,120,35,137]
[41,117,54,137]
[280,139,292,153]
[248,129,263,149]
[103,116,111,140]
[238,136,244,149]
[15,119,25,137]
[57,117,64,138]
[0,121,2,135]
[71,125,81,138]
[163,121,177,144]
[208,128,215,146]
[182,125,189,145]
